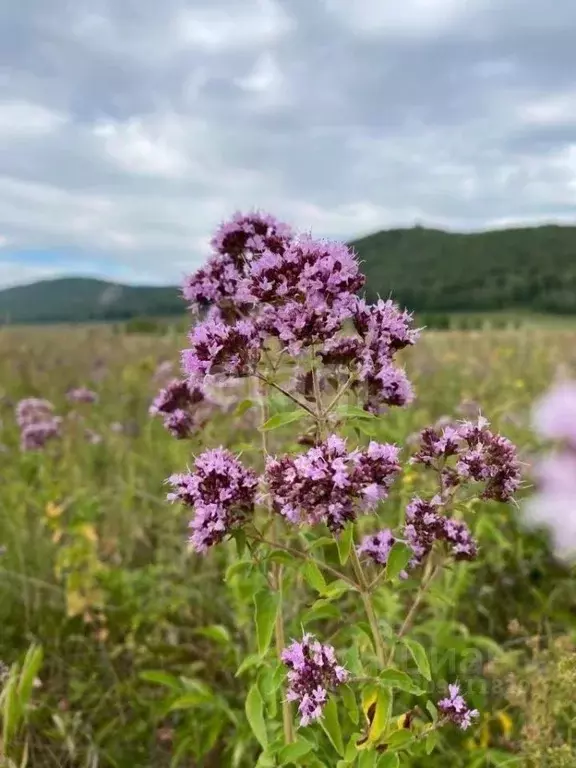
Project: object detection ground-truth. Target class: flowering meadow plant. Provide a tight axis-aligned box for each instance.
[159,211,522,765]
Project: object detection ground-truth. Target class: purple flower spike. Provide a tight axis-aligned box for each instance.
[265,436,400,532]
[67,387,98,404]
[182,317,261,381]
[282,633,348,727]
[438,683,479,730]
[167,448,258,553]
[404,496,478,564]
[357,529,396,565]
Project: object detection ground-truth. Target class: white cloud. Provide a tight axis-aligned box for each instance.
[176,0,294,50]
[0,101,67,138]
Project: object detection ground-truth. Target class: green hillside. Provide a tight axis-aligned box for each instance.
[0,277,184,324]
[3,224,576,324]
[353,224,576,313]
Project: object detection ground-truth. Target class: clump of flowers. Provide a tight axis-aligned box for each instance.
[265,436,400,532]
[524,380,576,558]
[282,633,348,727]
[167,448,258,553]
[437,683,479,730]
[404,495,478,564]
[150,378,208,439]
[412,415,521,502]
[15,398,61,451]
[160,210,523,758]
[67,387,98,404]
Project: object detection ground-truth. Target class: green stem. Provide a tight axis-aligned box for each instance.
[255,373,317,418]
[350,547,387,667]
[385,558,441,666]
[257,376,294,745]
[322,374,356,417]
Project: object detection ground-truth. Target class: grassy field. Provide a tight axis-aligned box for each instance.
[1,324,575,767]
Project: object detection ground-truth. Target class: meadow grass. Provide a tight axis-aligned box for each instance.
[0,324,574,766]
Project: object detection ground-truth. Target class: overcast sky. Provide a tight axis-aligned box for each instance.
[1,0,576,288]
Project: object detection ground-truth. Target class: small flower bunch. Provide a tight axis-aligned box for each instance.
[161,210,521,760]
[150,378,208,439]
[66,387,98,404]
[16,398,62,451]
[525,380,576,557]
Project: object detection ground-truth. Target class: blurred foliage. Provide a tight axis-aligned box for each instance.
[0,323,575,765]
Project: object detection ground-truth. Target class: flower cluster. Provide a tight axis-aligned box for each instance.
[67,387,98,404]
[357,528,397,565]
[15,398,61,452]
[282,633,348,727]
[150,378,208,439]
[183,211,292,313]
[438,683,479,730]
[412,416,521,501]
[319,299,418,414]
[167,448,258,553]
[404,495,478,564]
[182,318,261,381]
[265,436,400,532]
[524,381,576,558]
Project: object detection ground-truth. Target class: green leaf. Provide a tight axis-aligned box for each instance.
[336,405,376,420]
[194,625,232,645]
[322,579,353,600]
[425,700,438,722]
[17,644,43,708]
[245,684,268,750]
[340,685,359,725]
[233,529,247,557]
[385,730,413,751]
[1,666,21,746]
[385,543,413,581]
[378,668,424,695]
[225,559,252,583]
[254,590,280,657]
[320,697,345,756]
[302,599,340,623]
[139,670,183,690]
[235,654,262,677]
[169,692,211,710]
[377,754,400,768]
[336,523,354,565]
[267,549,295,567]
[368,688,392,742]
[260,410,305,431]
[358,751,376,768]
[278,739,314,764]
[235,399,254,417]
[401,638,431,681]
[425,730,440,754]
[302,561,327,593]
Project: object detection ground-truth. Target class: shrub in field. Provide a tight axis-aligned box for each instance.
[156,211,522,766]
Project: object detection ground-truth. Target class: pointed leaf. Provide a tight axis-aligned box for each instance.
[378,668,424,695]
[385,543,413,581]
[336,524,354,565]
[278,738,314,764]
[320,697,345,756]
[245,684,268,750]
[302,561,327,593]
[401,638,431,681]
[261,410,305,431]
[377,754,400,768]
[254,590,280,657]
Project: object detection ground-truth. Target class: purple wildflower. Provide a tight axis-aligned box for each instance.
[412,417,521,502]
[183,211,292,312]
[67,387,98,404]
[354,298,419,353]
[438,683,479,730]
[16,398,55,428]
[357,529,396,565]
[167,448,258,553]
[182,317,261,381]
[282,633,348,727]
[211,211,292,263]
[524,381,576,558]
[404,496,477,564]
[532,380,576,448]
[265,436,400,532]
[20,419,61,451]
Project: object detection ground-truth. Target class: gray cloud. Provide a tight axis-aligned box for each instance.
[0,0,576,286]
